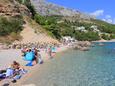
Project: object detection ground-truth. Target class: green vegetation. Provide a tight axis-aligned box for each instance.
[101,34,110,40]
[18,0,100,41]
[0,16,23,44]
[0,16,23,36]
[2,0,115,42]
[17,0,36,17]
[34,14,62,39]
[33,14,100,40]
[74,31,100,41]
[110,34,115,39]
[33,13,115,41]
[17,0,115,41]
[91,19,115,34]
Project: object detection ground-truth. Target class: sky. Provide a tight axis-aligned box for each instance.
[47,0,115,24]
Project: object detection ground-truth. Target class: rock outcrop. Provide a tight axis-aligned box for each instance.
[30,0,93,21]
[31,0,84,17]
[0,0,31,17]
[74,41,91,51]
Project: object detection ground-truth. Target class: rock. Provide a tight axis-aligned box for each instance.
[74,41,91,51]
[77,41,91,47]
[80,47,90,51]
[0,2,31,17]
[31,0,80,16]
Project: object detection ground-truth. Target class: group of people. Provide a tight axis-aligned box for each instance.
[21,47,43,66]
[21,45,57,66]
[0,44,57,85]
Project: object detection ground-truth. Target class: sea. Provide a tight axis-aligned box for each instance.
[22,42,115,86]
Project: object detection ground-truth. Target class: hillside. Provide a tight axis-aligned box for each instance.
[30,0,80,16]
[18,17,59,44]
[0,0,115,44]
[30,0,92,20]
[0,0,59,44]
[29,0,115,41]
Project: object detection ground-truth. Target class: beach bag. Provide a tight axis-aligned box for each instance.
[24,52,35,61]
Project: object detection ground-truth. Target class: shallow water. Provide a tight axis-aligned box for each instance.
[23,42,115,86]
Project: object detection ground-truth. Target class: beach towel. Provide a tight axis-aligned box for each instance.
[25,61,33,66]
[24,51,35,61]
[0,73,6,79]
[5,68,14,78]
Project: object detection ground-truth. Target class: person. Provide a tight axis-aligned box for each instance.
[11,61,20,70]
[47,46,52,58]
[38,51,43,64]
[0,61,27,83]
[8,61,27,83]
[51,45,57,57]
[32,48,39,65]
[21,46,27,56]
[24,48,40,66]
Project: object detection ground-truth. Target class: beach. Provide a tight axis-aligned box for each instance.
[0,44,69,86]
[14,42,115,86]
[0,42,114,86]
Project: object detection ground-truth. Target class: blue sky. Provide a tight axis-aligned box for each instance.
[47,0,115,24]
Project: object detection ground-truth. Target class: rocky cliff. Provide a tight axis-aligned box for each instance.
[30,0,93,20]
[0,0,31,17]
[31,0,79,16]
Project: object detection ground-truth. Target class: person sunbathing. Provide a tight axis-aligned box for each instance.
[0,61,27,83]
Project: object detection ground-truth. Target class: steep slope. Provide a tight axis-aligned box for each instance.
[19,23,59,44]
[31,0,94,20]
[30,0,115,41]
[0,0,31,17]
[13,16,59,44]
[31,0,84,17]
[0,0,59,44]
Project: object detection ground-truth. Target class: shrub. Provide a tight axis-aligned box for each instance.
[0,17,23,36]
[75,31,100,41]
[101,34,110,40]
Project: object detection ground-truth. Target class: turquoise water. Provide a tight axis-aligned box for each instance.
[23,42,115,86]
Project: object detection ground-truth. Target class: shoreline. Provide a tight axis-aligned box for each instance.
[1,40,115,85]
[92,39,115,42]
[0,40,114,85]
[0,44,70,86]
[16,44,70,86]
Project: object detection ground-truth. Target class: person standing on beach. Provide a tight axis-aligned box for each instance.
[51,45,57,57]
[38,51,43,64]
[21,46,27,57]
[32,48,38,65]
[48,46,52,58]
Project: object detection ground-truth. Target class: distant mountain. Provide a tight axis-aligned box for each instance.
[31,0,79,16]
[30,0,92,20]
